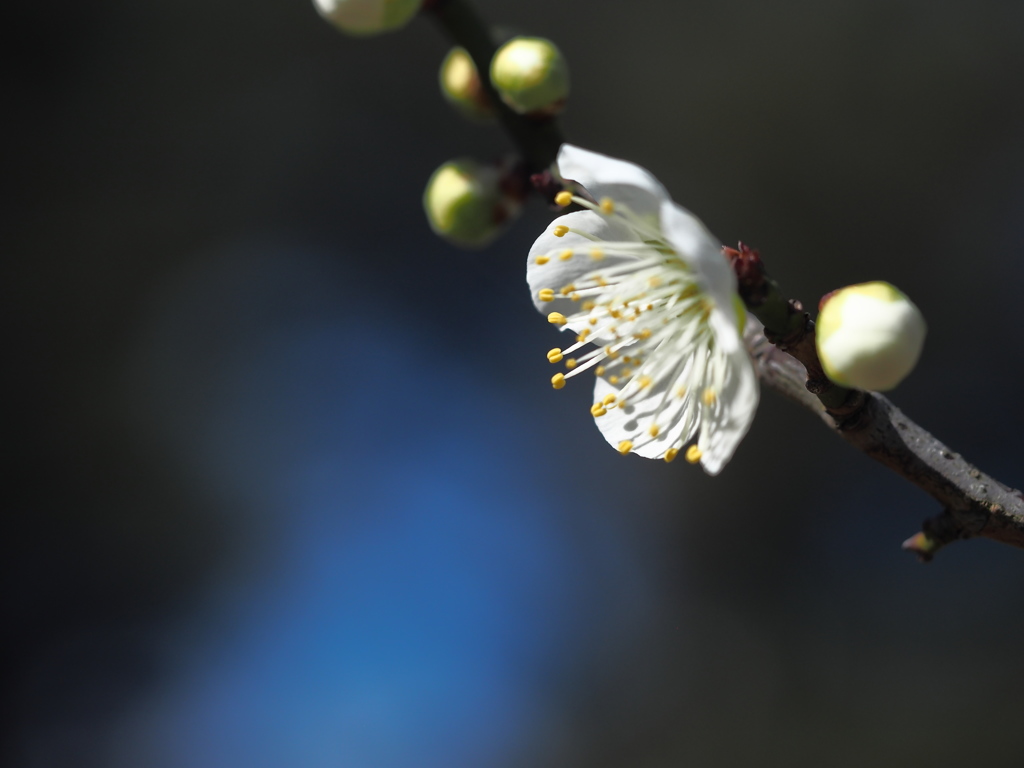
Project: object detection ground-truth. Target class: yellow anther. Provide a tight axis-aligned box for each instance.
[560,284,575,296]
[551,373,566,389]
[648,424,660,437]
[675,386,688,399]
[590,248,605,261]
[621,368,633,378]
[547,312,567,325]
[608,375,619,384]
[664,447,679,463]
[637,375,652,389]
[590,403,607,417]
[547,348,563,363]
[595,366,606,376]
[600,197,615,214]
[559,249,573,261]
[576,329,590,342]
[596,276,608,287]
[603,346,618,359]
[702,388,717,406]
[538,288,555,302]
[602,393,617,405]
[617,440,633,455]
[648,276,662,288]
[685,445,703,464]
[535,255,549,265]
[609,309,621,319]
[582,300,596,311]
[565,358,577,370]
[554,190,573,207]
[588,317,597,325]
[637,328,652,339]
[570,292,580,302]
[553,225,569,237]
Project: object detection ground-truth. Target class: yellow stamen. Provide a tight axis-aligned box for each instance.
[664,447,679,463]
[602,394,617,405]
[600,197,615,214]
[554,190,573,207]
[590,248,605,261]
[535,255,549,265]
[648,424,660,437]
[538,289,555,302]
[582,300,596,311]
[675,386,688,398]
[551,373,566,390]
[637,375,652,389]
[608,375,619,384]
[617,440,633,455]
[595,366,606,376]
[553,225,569,237]
[547,312,567,325]
[560,284,575,296]
[588,317,597,326]
[636,328,652,339]
[685,445,703,464]
[576,329,590,342]
[559,249,573,261]
[648,276,662,288]
[590,404,607,417]
[547,348,563,363]
[565,358,577,370]
[702,388,717,406]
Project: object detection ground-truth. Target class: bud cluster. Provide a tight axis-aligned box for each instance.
[311,0,572,249]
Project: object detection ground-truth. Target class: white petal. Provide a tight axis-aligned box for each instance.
[557,145,669,222]
[591,359,699,460]
[527,209,642,322]
[658,199,736,319]
[696,311,759,475]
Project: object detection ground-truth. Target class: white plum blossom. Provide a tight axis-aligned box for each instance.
[527,145,759,474]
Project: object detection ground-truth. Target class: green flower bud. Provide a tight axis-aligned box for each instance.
[816,281,927,391]
[423,158,523,249]
[489,37,570,116]
[439,47,495,121]
[312,0,422,36]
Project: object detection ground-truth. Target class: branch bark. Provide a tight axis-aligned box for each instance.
[742,263,1024,562]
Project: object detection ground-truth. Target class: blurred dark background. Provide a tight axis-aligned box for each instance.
[6,1,1024,766]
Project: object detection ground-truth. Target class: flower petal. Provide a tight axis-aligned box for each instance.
[696,310,759,475]
[527,209,641,322]
[591,366,700,460]
[658,199,736,321]
[557,145,669,222]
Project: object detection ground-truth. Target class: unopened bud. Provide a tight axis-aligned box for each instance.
[439,47,494,121]
[312,0,422,36]
[816,281,926,391]
[423,158,523,248]
[489,37,569,116]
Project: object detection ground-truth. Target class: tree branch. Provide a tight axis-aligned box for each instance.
[425,0,1024,561]
[740,253,1024,561]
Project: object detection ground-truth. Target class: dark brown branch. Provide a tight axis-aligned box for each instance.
[426,0,564,175]
[740,255,1024,561]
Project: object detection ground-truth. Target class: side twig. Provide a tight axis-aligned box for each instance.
[735,246,1024,561]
